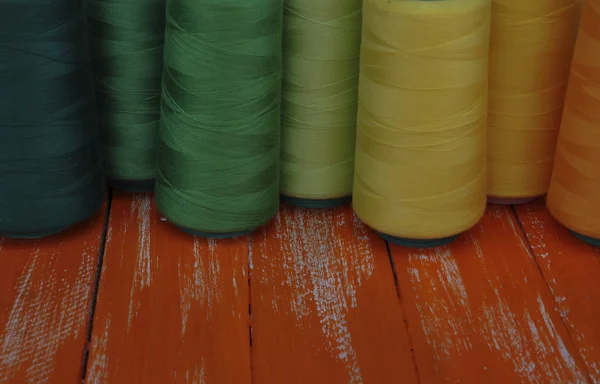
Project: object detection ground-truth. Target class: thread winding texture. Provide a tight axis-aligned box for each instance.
[88,0,165,184]
[156,0,282,233]
[280,0,362,200]
[547,0,600,239]
[353,0,490,240]
[487,0,581,199]
[0,0,105,238]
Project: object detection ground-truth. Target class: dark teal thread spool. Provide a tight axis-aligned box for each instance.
[0,0,105,238]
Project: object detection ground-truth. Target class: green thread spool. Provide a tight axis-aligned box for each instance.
[280,0,362,209]
[0,0,105,238]
[156,0,282,238]
[88,0,165,192]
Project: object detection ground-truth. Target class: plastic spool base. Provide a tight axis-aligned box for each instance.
[571,231,600,247]
[281,195,351,209]
[0,225,71,240]
[488,196,538,205]
[377,231,460,249]
[108,178,155,193]
[176,225,255,239]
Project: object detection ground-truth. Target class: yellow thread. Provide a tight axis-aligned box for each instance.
[353,0,490,240]
[487,0,581,199]
[547,0,600,238]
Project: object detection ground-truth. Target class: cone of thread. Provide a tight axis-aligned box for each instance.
[280,0,362,205]
[156,0,282,236]
[0,0,105,238]
[88,0,165,190]
[487,0,581,201]
[547,0,600,241]
[353,0,490,242]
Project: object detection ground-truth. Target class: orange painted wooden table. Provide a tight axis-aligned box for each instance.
[0,193,599,384]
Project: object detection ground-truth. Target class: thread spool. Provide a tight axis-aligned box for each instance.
[353,0,490,248]
[156,0,282,238]
[487,0,581,204]
[0,0,105,238]
[279,0,362,209]
[88,0,165,192]
[547,0,600,246]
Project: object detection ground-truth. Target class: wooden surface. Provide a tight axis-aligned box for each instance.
[0,193,599,383]
[0,205,107,383]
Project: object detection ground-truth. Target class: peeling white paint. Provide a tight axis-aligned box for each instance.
[407,249,473,360]
[257,207,376,383]
[0,244,96,383]
[127,194,153,330]
[87,316,112,384]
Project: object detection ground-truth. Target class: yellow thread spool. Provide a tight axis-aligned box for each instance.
[487,0,581,204]
[547,0,600,246]
[353,0,490,247]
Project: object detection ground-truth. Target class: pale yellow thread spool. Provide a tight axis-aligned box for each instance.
[280,0,362,209]
[353,0,490,247]
[487,0,581,204]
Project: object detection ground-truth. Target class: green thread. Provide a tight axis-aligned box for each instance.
[156,0,282,234]
[0,0,105,238]
[280,0,362,201]
[88,0,165,185]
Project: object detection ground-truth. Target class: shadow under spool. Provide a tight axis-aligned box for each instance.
[281,195,352,209]
[108,179,155,193]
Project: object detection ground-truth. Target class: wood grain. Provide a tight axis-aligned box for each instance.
[249,204,418,384]
[515,200,600,383]
[0,205,107,383]
[390,204,590,384]
[85,192,251,384]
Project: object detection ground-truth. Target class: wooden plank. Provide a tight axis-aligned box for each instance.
[515,200,600,382]
[390,204,591,383]
[0,205,108,383]
[249,204,418,384]
[85,192,251,384]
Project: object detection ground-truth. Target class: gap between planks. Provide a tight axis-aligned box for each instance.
[80,189,113,381]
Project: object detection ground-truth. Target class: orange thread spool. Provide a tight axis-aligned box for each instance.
[547,0,600,244]
[487,0,581,203]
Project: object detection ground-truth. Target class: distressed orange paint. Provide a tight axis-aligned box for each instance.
[85,192,251,384]
[0,205,107,383]
[390,204,590,384]
[249,204,418,384]
[516,200,600,382]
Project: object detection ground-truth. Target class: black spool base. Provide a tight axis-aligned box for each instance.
[488,196,538,205]
[378,231,460,249]
[108,178,155,193]
[281,195,351,209]
[176,225,254,239]
[570,230,600,247]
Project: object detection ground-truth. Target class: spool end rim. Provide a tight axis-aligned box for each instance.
[571,230,600,247]
[0,225,72,239]
[488,196,538,205]
[281,195,351,209]
[377,232,460,248]
[108,178,155,193]
[175,225,255,239]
